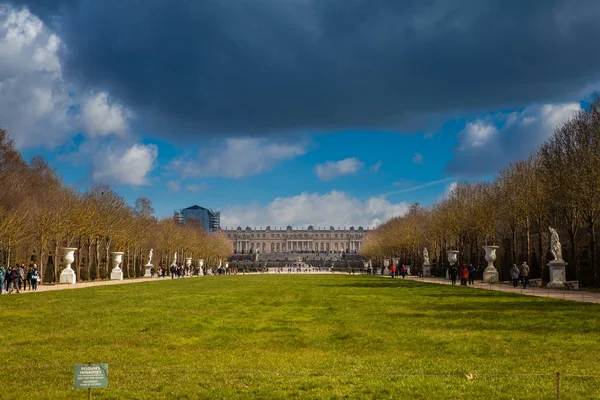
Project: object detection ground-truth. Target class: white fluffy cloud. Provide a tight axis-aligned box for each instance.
[92,143,158,186]
[0,5,131,148]
[81,92,131,137]
[173,137,306,179]
[314,157,364,181]
[446,102,582,176]
[220,191,409,229]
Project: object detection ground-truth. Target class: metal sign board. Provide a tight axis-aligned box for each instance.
[74,364,108,389]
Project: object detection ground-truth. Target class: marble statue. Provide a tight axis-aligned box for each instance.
[172,252,177,266]
[148,249,153,264]
[423,247,430,265]
[549,227,563,263]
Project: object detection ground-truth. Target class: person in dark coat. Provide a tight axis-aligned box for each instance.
[449,265,458,286]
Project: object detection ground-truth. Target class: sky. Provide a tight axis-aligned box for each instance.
[1,1,599,228]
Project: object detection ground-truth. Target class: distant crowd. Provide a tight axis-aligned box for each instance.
[445,262,531,288]
[0,264,40,294]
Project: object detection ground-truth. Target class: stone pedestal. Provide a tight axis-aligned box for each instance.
[483,267,499,283]
[110,251,124,280]
[383,267,390,275]
[422,264,431,277]
[143,263,153,278]
[547,261,567,289]
[59,247,78,284]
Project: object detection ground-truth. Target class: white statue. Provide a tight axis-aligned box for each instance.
[148,249,153,264]
[549,227,563,263]
[172,252,177,266]
[423,247,430,265]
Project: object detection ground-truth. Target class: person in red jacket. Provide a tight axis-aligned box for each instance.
[390,265,396,278]
[459,264,469,286]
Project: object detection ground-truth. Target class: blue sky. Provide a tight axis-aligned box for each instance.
[2,1,599,227]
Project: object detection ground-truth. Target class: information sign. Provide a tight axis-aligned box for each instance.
[74,364,108,389]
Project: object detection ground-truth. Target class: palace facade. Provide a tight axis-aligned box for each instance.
[222,225,369,253]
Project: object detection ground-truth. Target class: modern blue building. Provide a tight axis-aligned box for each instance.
[180,205,221,232]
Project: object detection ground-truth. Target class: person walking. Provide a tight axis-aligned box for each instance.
[449,265,458,286]
[18,264,25,291]
[510,264,520,288]
[459,264,469,286]
[26,266,34,291]
[30,267,39,292]
[519,262,530,289]
[390,264,396,278]
[10,266,20,293]
[170,264,176,279]
[0,264,5,294]
[467,264,475,285]
[400,265,407,279]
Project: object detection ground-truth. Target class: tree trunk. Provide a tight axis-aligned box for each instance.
[511,228,517,264]
[38,243,45,283]
[125,247,130,278]
[54,244,59,283]
[525,218,531,268]
[590,221,597,287]
[95,238,101,279]
[76,237,82,282]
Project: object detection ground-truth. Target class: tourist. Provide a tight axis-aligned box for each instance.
[449,264,458,286]
[467,264,475,285]
[400,265,407,279]
[30,267,39,292]
[519,262,530,289]
[170,264,176,279]
[26,266,34,291]
[0,264,5,294]
[510,264,520,288]
[459,264,469,286]
[9,266,20,293]
[18,264,25,291]
[390,264,396,278]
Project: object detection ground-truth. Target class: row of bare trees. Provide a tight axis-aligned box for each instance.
[362,95,600,287]
[0,129,233,282]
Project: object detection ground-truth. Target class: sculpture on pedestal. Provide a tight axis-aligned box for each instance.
[59,247,78,284]
[549,227,564,263]
[422,247,431,277]
[172,252,177,266]
[547,227,567,288]
[482,245,499,283]
[110,251,124,280]
[143,248,154,277]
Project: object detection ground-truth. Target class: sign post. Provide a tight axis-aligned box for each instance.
[74,363,108,399]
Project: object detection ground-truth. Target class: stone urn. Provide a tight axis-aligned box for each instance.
[110,251,124,280]
[482,245,499,283]
[446,250,459,279]
[59,247,78,284]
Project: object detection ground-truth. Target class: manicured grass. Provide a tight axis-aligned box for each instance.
[1,274,600,399]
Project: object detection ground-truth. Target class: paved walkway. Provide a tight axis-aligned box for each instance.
[402,275,600,304]
[3,272,600,304]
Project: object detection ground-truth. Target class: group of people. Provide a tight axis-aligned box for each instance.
[0,264,40,294]
[448,264,477,286]
[390,265,408,279]
[510,262,531,288]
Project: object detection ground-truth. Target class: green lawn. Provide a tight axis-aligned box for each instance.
[1,275,600,399]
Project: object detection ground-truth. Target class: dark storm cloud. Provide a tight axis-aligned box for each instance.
[10,0,600,137]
